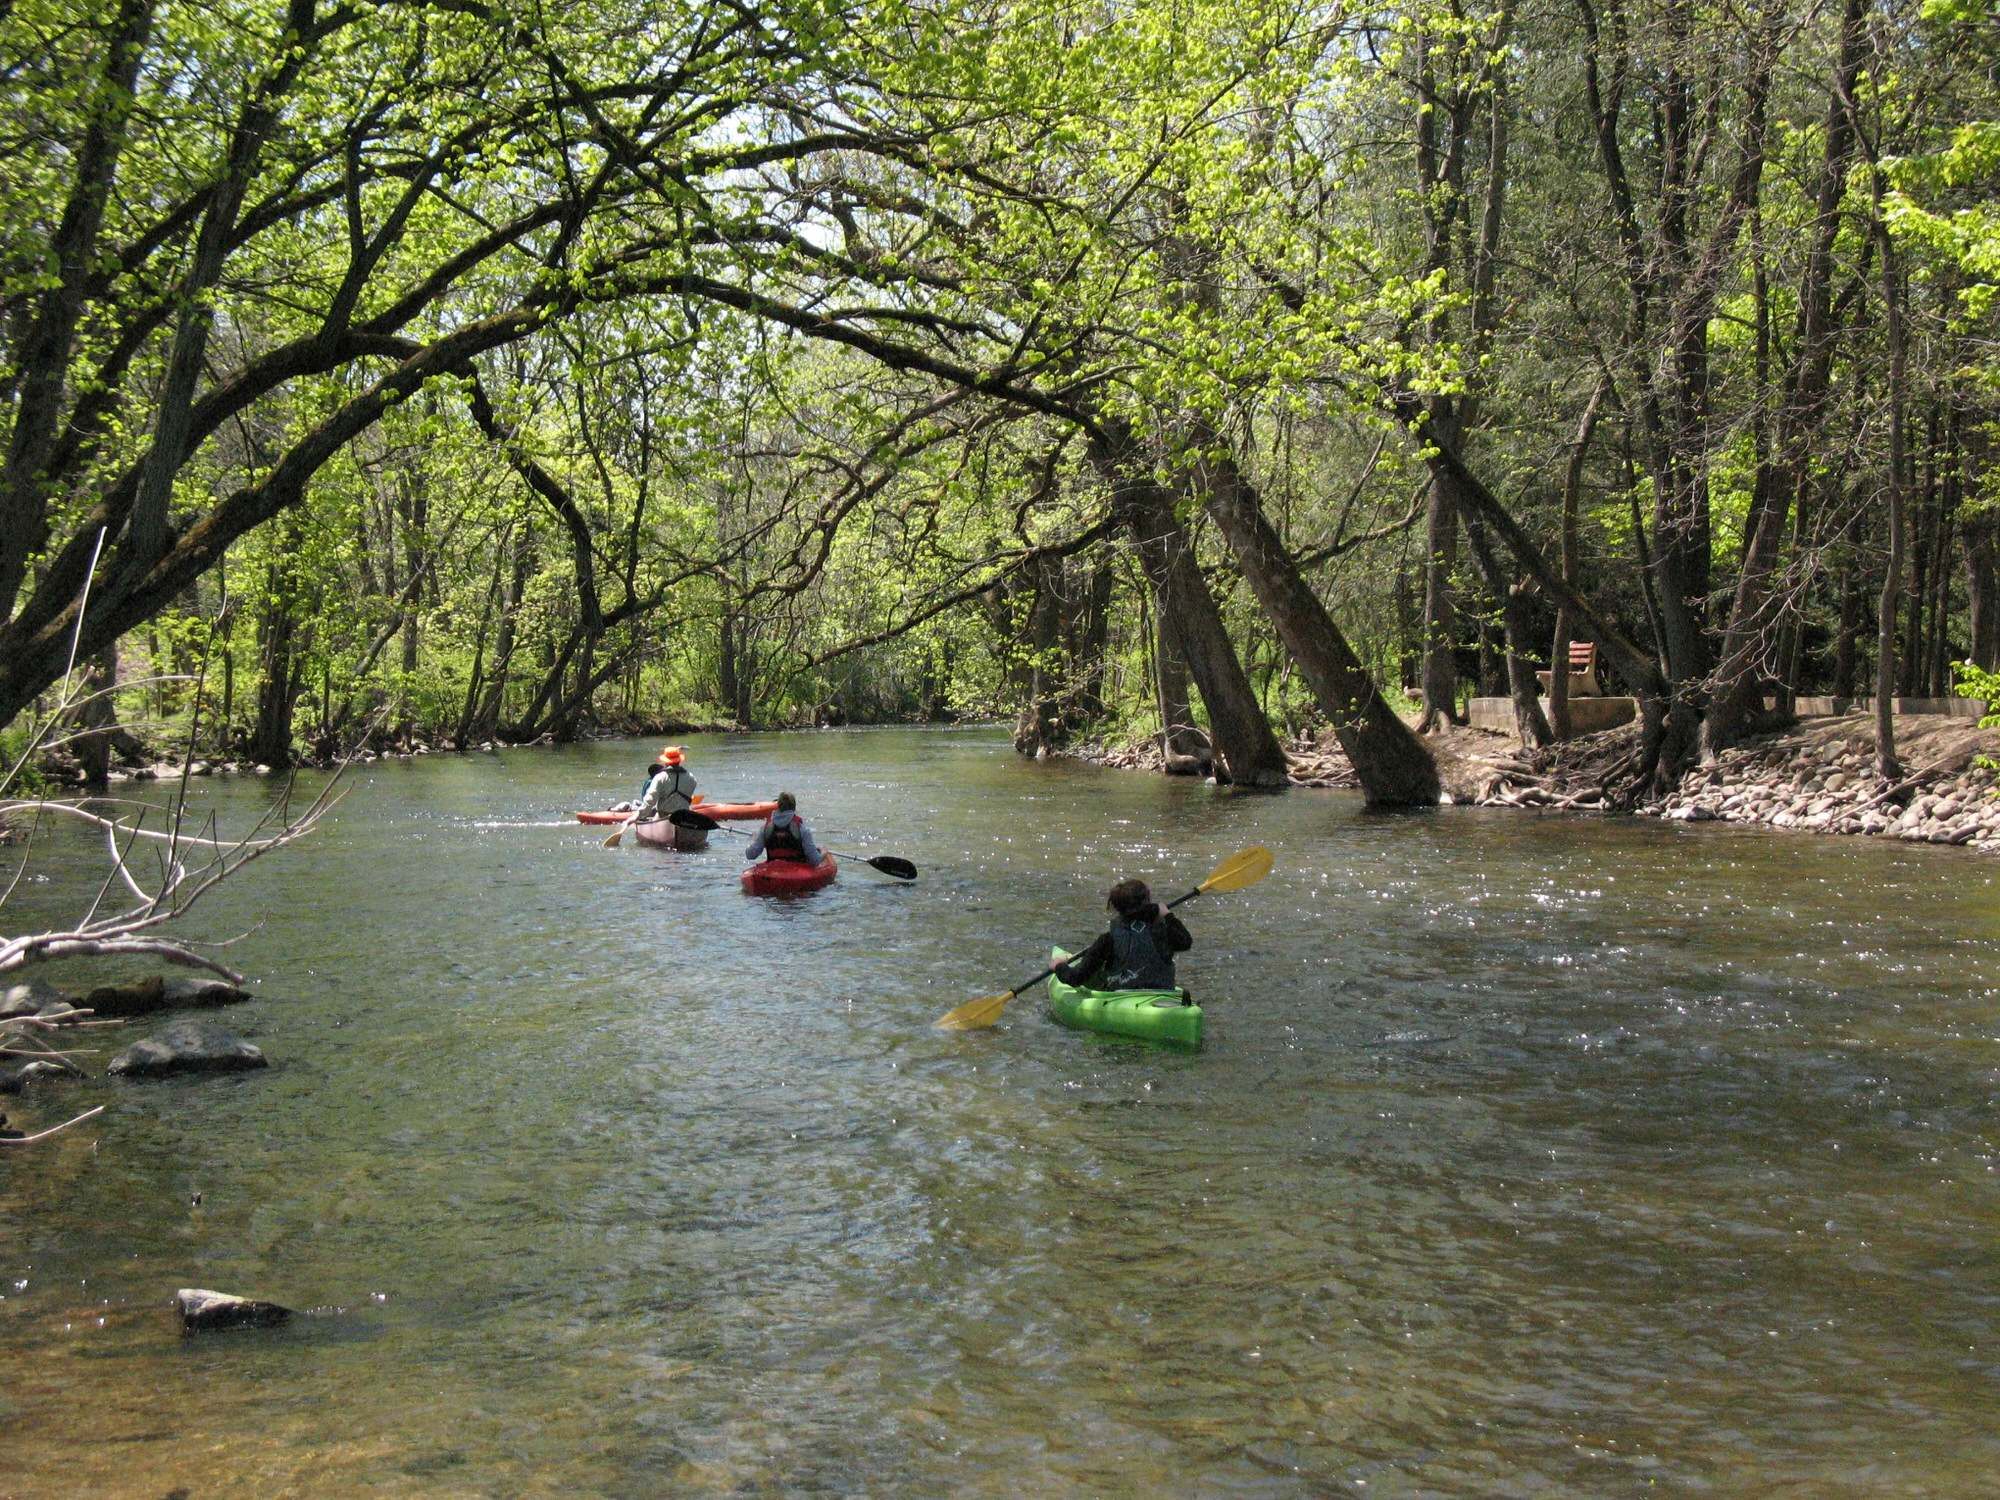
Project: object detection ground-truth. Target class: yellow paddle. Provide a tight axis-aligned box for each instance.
[933,845,1273,1031]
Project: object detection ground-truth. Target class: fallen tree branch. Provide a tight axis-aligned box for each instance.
[1,1104,105,1144]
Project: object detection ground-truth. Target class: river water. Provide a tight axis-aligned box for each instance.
[2,727,1995,1496]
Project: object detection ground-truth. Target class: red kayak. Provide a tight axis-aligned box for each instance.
[575,797,776,826]
[741,854,837,895]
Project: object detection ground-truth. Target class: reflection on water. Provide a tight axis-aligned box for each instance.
[3,728,1998,1495]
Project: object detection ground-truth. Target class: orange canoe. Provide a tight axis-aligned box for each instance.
[574,796,776,826]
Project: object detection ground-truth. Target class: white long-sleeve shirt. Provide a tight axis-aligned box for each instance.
[632,765,696,821]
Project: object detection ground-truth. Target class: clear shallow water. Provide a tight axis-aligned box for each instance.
[2,727,1997,1496]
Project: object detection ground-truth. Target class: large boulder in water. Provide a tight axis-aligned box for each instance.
[175,1288,292,1333]
[108,1020,266,1080]
[84,975,251,1018]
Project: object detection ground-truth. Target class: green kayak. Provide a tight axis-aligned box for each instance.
[1046,947,1204,1048]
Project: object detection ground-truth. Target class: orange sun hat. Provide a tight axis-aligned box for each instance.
[660,746,685,765]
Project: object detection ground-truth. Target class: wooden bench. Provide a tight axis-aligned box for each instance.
[1537,641,1604,698]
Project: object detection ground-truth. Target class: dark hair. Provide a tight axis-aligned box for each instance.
[1107,878,1153,918]
[777,791,797,811]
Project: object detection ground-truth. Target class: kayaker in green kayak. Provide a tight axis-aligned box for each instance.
[1053,879,1192,992]
[745,791,824,865]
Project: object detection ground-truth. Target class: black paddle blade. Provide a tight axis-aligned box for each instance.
[866,855,918,881]
[668,807,720,830]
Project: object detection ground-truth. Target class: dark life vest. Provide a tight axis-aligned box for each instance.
[763,814,806,859]
[1105,916,1177,990]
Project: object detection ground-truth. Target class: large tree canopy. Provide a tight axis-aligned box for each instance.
[0,0,1991,803]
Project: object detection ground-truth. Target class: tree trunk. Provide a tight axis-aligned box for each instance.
[1093,427,1290,788]
[1073,559,1113,727]
[1872,145,1910,778]
[1965,513,1999,673]
[472,523,534,738]
[247,587,300,768]
[73,648,119,788]
[1394,562,1419,693]
[1009,554,1066,756]
[1152,594,1210,776]
[1193,448,1440,805]
[1463,506,1552,748]
[1416,406,1466,731]
[1703,0,1867,756]
[1550,375,1608,740]
[1833,548,1862,701]
[1902,448,1934,696]
[455,525,510,748]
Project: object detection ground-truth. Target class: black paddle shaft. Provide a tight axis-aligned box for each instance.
[667,807,916,880]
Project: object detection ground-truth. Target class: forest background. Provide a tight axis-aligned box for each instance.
[1,0,1993,806]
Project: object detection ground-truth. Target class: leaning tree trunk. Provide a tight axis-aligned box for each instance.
[1193,447,1440,805]
[1093,427,1290,788]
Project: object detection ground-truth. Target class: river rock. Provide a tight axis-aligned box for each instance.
[2,979,68,1018]
[83,975,251,1018]
[0,1059,75,1093]
[108,1020,266,1079]
[176,1288,292,1333]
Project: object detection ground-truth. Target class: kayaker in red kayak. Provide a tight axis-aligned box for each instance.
[1053,879,1192,991]
[629,746,697,822]
[745,792,823,865]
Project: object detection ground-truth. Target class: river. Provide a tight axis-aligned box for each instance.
[2,727,1996,1496]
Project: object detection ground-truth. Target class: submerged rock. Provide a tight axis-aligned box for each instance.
[108,1020,267,1079]
[83,975,251,1019]
[0,1059,77,1094]
[176,1288,292,1333]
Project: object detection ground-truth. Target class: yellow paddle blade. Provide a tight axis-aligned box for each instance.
[602,825,629,848]
[1198,845,1273,894]
[934,991,1013,1030]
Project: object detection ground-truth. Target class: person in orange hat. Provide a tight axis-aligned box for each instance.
[613,747,667,810]
[630,745,697,823]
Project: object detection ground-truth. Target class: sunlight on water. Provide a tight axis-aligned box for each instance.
[3,727,1998,1495]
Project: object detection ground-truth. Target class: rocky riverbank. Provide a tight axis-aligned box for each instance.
[1082,712,2000,853]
